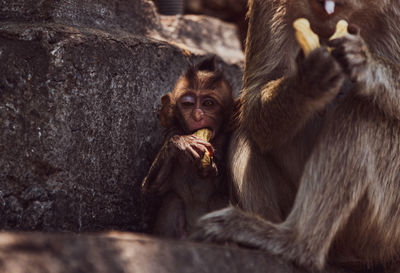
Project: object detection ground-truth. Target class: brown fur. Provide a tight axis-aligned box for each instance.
[192,0,400,271]
[142,57,234,238]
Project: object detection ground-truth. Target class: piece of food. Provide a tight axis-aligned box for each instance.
[194,128,213,168]
[329,19,349,40]
[293,18,349,54]
[293,18,320,56]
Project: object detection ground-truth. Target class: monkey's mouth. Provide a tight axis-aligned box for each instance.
[310,0,345,37]
[315,0,344,16]
[192,127,215,139]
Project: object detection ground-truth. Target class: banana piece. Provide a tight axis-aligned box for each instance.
[328,19,349,52]
[194,128,213,168]
[293,18,320,57]
[293,18,349,55]
[329,19,349,40]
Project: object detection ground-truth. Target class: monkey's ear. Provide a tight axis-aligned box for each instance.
[196,55,217,71]
[185,65,197,81]
[160,93,175,128]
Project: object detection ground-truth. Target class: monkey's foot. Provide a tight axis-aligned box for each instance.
[190,207,236,242]
[190,206,275,250]
[191,207,329,271]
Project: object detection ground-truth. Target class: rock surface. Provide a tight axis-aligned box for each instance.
[184,0,248,46]
[0,0,243,232]
[0,0,161,36]
[185,0,247,22]
[160,15,243,64]
[0,232,350,273]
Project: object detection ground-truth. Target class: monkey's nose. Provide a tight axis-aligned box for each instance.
[192,109,204,121]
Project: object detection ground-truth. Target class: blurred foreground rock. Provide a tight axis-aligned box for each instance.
[0,232,351,273]
[0,0,243,232]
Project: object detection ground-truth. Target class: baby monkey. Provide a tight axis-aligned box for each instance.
[142,57,235,238]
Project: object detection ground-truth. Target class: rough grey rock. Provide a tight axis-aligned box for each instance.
[0,0,161,36]
[0,232,351,273]
[0,0,243,232]
[0,0,244,66]
[0,22,177,231]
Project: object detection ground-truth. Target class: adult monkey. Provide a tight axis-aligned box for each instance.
[192,0,400,272]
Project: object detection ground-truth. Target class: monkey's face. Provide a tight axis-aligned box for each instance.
[177,89,224,140]
[171,70,233,140]
[292,0,385,38]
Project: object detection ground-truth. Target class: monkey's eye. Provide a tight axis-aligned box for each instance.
[180,95,196,107]
[182,101,195,107]
[202,99,215,107]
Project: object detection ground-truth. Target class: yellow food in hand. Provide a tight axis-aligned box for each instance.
[293,18,349,55]
[293,18,320,57]
[194,128,213,168]
[329,20,349,40]
[194,128,212,142]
